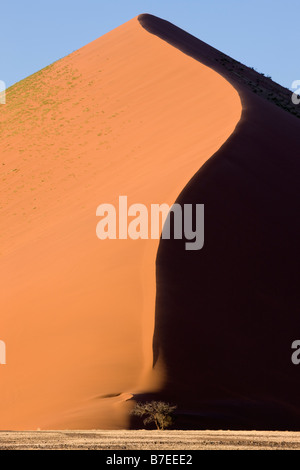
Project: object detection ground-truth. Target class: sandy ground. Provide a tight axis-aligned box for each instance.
[0,430,300,450]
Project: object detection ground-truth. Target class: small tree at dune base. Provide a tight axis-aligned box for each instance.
[131,401,177,430]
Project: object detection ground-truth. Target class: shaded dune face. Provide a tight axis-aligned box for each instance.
[0,18,240,429]
[139,15,300,430]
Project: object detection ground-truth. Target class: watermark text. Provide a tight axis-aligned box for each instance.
[0,80,6,105]
[0,341,6,365]
[96,196,204,251]
[291,80,300,105]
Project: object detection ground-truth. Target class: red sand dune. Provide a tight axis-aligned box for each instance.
[0,15,240,430]
[0,13,299,431]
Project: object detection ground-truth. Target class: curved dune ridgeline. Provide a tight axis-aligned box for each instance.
[138,15,300,430]
[0,16,241,429]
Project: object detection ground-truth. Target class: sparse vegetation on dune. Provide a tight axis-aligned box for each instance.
[215,53,300,119]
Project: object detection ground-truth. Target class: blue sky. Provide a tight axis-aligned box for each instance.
[0,0,298,89]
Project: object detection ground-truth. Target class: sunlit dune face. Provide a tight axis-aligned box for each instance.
[0,17,241,430]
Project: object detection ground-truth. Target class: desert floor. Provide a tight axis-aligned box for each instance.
[0,430,300,450]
